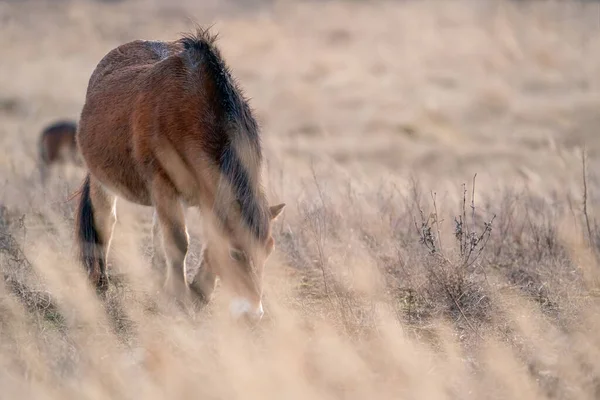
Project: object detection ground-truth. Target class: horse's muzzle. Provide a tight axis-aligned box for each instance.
[229,297,264,323]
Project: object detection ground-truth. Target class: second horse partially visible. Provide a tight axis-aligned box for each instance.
[75,28,285,322]
[38,120,82,184]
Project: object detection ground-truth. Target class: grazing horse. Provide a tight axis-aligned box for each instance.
[75,28,285,322]
[38,120,82,183]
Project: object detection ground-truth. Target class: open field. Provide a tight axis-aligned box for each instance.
[1,0,600,398]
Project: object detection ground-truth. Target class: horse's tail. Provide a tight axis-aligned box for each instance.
[75,174,104,289]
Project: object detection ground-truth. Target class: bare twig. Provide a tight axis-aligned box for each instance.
[582,147,594,248]
[464,174,478,264]
[308,162,333,304]
[414,210,436,254]
[462,183,468,256]
[431,191,443,252]
[471,173,477,224]
[467,215,496,269]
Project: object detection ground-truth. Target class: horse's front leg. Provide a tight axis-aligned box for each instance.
[189,244,217,304]
[151,174,190,306]
[150,210,167,273]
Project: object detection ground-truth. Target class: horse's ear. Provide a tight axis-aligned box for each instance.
[269,203,286,220]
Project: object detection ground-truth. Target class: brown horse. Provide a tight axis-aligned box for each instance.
[38,120,82,183]
[75,28,285,322]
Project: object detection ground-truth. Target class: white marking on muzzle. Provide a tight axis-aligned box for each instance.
[229,298,264,321]
[257,301,264,318]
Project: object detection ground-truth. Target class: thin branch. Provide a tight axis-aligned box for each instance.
[582,147,594,248]
[471,173,477,224]
[462,183,468,256]
[309,162,334,305]
[431,191,443,252]
[467,215,496,269]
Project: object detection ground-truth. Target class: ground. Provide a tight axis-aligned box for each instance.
[1,0,600,399]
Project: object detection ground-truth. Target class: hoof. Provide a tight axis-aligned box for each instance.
[96,274,110,295]
[188,266,216,306]
[189,283,213,306]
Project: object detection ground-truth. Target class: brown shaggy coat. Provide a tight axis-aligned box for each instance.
[75,29,284,319]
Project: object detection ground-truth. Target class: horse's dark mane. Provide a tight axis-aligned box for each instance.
[179,28,260,145]
[180,28,269,242]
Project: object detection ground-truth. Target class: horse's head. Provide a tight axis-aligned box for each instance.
[200,203,285,323]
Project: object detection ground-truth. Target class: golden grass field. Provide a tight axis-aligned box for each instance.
[1,0,600,398]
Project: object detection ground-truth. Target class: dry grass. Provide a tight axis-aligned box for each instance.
[1,0,600,398]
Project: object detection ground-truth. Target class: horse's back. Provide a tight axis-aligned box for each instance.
[86,40,182,93]
[80,40,179,133]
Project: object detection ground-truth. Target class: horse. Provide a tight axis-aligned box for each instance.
[38,120,82,184]
[75,28,285,322]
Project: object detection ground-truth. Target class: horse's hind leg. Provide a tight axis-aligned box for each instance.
[75,174,117,292]
[151,173,190,304]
